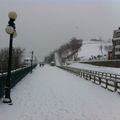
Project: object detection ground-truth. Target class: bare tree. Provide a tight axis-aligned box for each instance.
[44,37,83,64]
[0,47,25,73]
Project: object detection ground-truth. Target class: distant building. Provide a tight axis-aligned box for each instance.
[24,57,32,66]
[112,27,120,59]
[24,57,37,67]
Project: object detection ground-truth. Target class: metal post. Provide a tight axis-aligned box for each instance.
[3,34,13,104]
[31,51,34,73]
[3,11,17,105]
[100,37,103,59]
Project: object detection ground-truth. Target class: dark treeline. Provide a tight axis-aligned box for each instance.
[0,47,25,73]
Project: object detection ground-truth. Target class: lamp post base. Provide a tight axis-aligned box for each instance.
[3,98,13,105]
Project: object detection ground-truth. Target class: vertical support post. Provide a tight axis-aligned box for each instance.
[31,51,34,73]
[3,11,17,105]
[3,34,13,104]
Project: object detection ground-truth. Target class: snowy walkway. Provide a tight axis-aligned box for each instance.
[0,65,120,120]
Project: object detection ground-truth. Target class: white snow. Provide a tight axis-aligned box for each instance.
[69,62,120,74]
[0,65,120,120]
[54,52,61,66]
[101,83,106,88]
[77,40,109,60]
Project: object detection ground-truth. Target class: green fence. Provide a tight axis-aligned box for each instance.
[0,64,37,98]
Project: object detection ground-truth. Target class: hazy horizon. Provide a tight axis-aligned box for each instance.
[0,0,120,61]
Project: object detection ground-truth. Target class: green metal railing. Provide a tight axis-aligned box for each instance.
[0,64,37,98]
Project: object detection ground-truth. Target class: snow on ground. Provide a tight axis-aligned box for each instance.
[69,62,120,74]
[0,65,120,120]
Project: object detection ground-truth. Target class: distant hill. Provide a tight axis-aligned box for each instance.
[77,40,112,61]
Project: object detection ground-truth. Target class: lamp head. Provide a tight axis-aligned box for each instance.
[5,26,14,34]
[8,11,17,20]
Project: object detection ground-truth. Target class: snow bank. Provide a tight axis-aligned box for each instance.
[69,62,120,74]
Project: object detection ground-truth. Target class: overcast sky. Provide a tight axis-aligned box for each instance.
[0,0,120,61]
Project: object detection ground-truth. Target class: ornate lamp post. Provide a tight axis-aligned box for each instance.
[3,11,17,104]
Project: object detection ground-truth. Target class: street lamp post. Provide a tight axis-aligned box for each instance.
[3,11,17,104]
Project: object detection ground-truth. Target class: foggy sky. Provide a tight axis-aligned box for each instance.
[0,0,120,61]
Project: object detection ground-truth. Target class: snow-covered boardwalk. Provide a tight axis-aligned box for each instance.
[0,65,120,120]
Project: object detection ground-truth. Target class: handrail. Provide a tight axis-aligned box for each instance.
[58,66,120,93]
[0,64,37,98]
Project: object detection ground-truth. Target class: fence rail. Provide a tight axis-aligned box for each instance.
[0,64,37,98]
[58,66,120,93]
